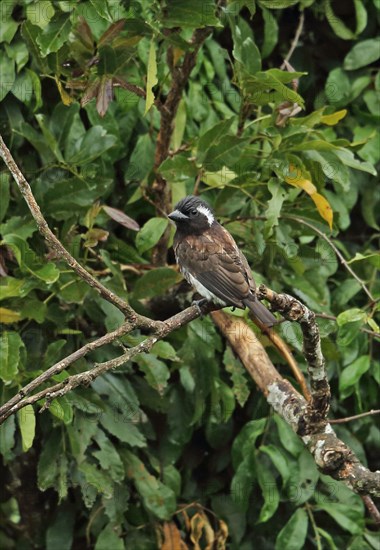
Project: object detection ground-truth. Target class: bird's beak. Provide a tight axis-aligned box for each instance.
[168,209,189,222]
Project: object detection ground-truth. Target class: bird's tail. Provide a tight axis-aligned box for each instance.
[244,298,277,327]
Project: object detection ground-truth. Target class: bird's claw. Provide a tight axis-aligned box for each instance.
[192,298,209,317]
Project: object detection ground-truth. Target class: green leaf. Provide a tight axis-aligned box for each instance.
[257,460,280,523]
[232,418,266,468]
[0,278,26,301]
[230,17,261,75]
[135,218,169,254]
[95,525,124,550]
[260,445,291,488]
[144,38,158,115]
[0,331,24,382]
[275,508,309,550]
[158,154,197,181]
[0,173,10,223]
[203,135,249,171]
[162,0,220,28]
[259,0,299,7]
[274,415,303,457]
[48,397,73,425]
[67,126,117,164]
[100,404,146,448]
[136,353,170,394]
[0,54,15,101]
[26,1,55,29]
[333,149,377,176]
[264,180,287,235]
[326,0,367,40]
[93,430,124,482]
[336,308,366,326]
[325,68,351,106]
[89,0,113,22]
[344,38,380,70]
[339,356,370,397]
[46,504,75,550]
[197,118,235,161]
[317,503,364,535]
[37,13,71,56]
[133,267,180,299]
[0,416,16,462]
[244,69,306,107]
[2,234,60,283]
[17,405,36,452]
[122,449,176,520]
[261,7,279,58]
[151,341,179,361]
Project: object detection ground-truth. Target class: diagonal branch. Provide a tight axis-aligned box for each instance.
[0,135,156,329]
[0,321,134,422]
[0,302,219,424]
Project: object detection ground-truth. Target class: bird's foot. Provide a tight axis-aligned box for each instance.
[192,298,209,317]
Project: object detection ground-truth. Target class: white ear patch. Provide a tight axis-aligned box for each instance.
[197,205,214,226]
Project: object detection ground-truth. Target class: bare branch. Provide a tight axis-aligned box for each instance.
[330,409,380,424]
[257,284,331,429]
[281,11,305,68]
[361,495,380,527]
[0,302,219,424]
[0,321,134,423]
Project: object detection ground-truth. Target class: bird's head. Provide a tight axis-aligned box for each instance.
[168,196,215,234]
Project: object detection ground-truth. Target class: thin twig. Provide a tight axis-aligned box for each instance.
[281,11,305,68]
[329,409,380,424]
[284,215,375,303]
[315,313,380,339]
[361,495,380,528]
[0,322,134,423]
[0,302,219,423]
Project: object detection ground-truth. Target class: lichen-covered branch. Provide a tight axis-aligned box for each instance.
[257,284,331,431]
[212,310,380,498]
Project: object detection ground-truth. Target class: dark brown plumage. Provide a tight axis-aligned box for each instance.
[168,196,276,327]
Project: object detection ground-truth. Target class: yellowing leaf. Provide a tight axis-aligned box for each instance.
[285,164,333,229]
[321,109,347,125]
[55,76,73,106]
[311,192,333,230]
[285,174,317,194]
[0,307,21,323]
[145,38,158,115]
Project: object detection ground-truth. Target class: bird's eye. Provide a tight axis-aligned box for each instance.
[191,209,198,216]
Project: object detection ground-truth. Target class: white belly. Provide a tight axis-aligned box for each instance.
[185,271,226,306]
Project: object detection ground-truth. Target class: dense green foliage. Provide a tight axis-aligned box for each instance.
[0,0,379,548]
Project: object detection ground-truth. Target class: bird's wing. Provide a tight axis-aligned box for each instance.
[175,224,253,307]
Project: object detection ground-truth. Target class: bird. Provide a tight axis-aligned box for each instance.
[168,195,277,327]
